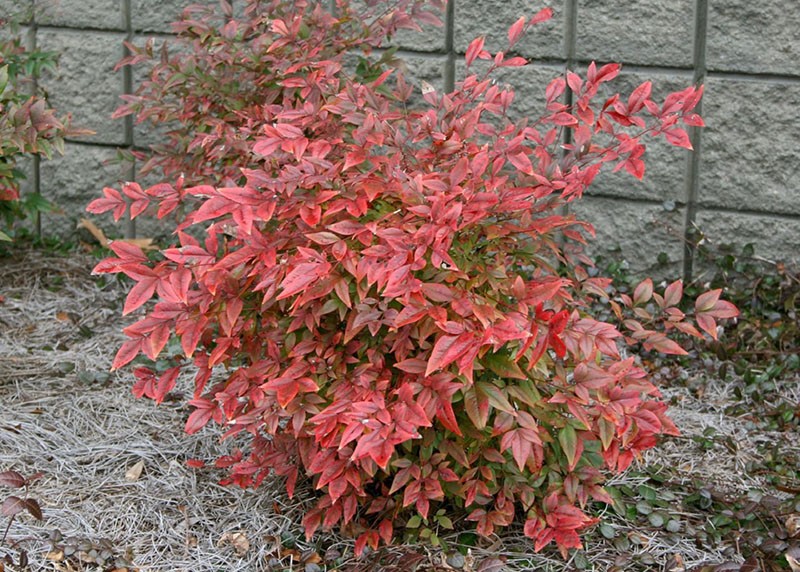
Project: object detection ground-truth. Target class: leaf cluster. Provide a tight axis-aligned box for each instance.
[0,470,43,570]
[0,23,86,241]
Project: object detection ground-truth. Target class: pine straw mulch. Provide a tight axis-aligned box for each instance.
[0,248,797,572]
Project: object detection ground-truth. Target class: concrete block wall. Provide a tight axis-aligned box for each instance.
[4,0,799,280]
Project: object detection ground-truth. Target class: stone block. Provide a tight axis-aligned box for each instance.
[387,16,446,54]
[699,78,800,216]
[39,143,128,237]
[570,196,686,278]
[693,210,800,268]
[131,0,216,33]
[35,0,124,31]
[585,68,694,203]
[36,29,127,145]
[454,0,565,61]
[576,0,694,68]
[0,0,33,24]
[707,0,800,76]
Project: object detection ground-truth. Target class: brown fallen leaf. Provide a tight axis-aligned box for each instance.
[46,549,65,561]
[665,553,685,572]
[77,218,157,251]
[218,531,249,556]
[787,546,800,572]
[301,549,322,564]
[476,557,506,572]
[787,514,800,538]
[124,459,145,481]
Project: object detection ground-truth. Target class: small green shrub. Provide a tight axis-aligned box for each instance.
[0,16,85,241]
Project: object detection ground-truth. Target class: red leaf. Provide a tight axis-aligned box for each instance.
[500,56,528,67]
[696,313,718,339]
[708,300,738,319]
[303,510,322,540]
[508,16,525,45]
[185,404,215,434]
[633,279,653,305]
[154,367,180,404]
[550,112,578,126]
[108,240,147,263]
[623,157,645,180]
[525,278,565,306]
[595,62,620,84]
[683,112,704,127]
[426,332,475,376]
[86,187,127,221]
[664,127,693,149]
[664,280,683,307]
[421,283,454,302]
[627,81,652,114]
[123,276,158,315]
[277,262,329,300]
[1,496,25,517]
[695,289,721,312]
[647,333,689,355]
[530,7,553,25]
[379,519,393,544]
[463,384,490,430]
[0,471,26,488]
[112,339,142,370]
[545,77,566,104]
[394,358,427,374]
[508,151,534,175]
[465,36,485,67]
[24,498,43,520]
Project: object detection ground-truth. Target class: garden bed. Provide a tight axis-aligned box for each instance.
[0,249,797,571]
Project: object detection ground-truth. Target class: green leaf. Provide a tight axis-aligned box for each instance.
[0,230,12,241]
[638,484,657,502]
[476,381,514,414]
[506,379,542,408]
[463,384,490,430]
[406,515,422,529]
[648,512,665,527]
[599,522,616,539]
[665,519,681,533]
[0,65,9,96]
[558,424,578,468]
[482,352,526,379]
[437,515,453,529]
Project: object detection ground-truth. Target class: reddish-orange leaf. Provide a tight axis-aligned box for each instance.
[425,332,475,376]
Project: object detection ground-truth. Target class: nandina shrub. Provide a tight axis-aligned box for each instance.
[88,0,738,557]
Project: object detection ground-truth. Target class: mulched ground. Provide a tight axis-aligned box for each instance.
[0,249,797,571]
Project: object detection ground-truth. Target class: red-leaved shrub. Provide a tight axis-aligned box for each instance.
[88,0,737,557]
[0,17,86,240]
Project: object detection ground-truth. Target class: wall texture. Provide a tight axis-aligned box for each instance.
[3,0,799,280]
